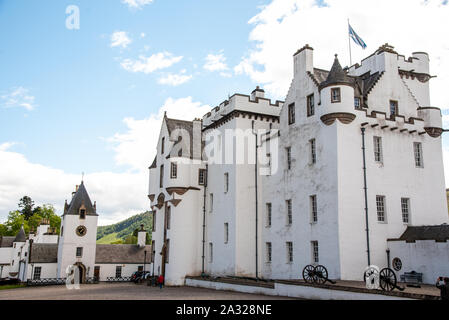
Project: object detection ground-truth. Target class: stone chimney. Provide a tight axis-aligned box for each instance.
[293,44,314,76]
[251,86,265,100]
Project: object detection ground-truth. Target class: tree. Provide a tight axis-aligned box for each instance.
[18,196,35,220]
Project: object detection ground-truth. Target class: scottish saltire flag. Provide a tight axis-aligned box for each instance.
[349,24,367,49]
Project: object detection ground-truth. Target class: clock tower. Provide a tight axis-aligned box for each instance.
[57,181,98,282]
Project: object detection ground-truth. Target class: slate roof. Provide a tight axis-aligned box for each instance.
[95,244,152,264]
[64,181,97,216]
[14,226,26,243]
[165,116,194,159]
[319,55,354,89]
[0,236,15,248]
[29,243,58,263]
[391,225,449,243]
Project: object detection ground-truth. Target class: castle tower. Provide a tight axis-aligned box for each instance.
[57,181,98,283]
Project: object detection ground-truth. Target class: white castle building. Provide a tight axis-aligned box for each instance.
[148,43,449,286]
[0,182,151,282]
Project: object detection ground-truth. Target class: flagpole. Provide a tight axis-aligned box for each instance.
[348,19,352,66]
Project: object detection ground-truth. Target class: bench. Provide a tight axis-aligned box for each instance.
[400,271,423,288]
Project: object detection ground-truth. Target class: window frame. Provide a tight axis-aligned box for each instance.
[170,162,177,179]
[209,242,213,263]
[286,147,292,170]
[33,266,42,280]
[115,266,122,278]
[373,136,383,163]
[76,247,83,258]
[354,97,361,108]
[307,94,315,117]
[224,173,229,193]
[331,88,341,103]
[310,195,318,224]
[390,100,399,117]
[376,195,387,223]
[310,139,316,164]
[401,198,411,224]
[198,169,207,186]
[414,142,424,168]
[286,242,293,263]
[288,103,295,125]
[266,242,272,263]
[311,241,319,264]
[266,203,272,227]
[224,223,229,244]
[159,165,164,188]
[286,199,292,226]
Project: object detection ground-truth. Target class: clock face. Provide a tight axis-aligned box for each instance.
[76,225,87,237]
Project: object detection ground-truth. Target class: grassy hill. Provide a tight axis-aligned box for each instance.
[96,211,152,244]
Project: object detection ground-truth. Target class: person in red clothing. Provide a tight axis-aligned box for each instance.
[158,275,164,289]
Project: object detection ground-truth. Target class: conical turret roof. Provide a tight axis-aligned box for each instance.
[319,54,354,90]
[64,181,98,216]
[14,225,26,242]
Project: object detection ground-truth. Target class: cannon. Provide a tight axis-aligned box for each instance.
[302,265,336,285]
[363,267,404,292]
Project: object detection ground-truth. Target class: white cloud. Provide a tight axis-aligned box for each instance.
[121,52,183,74]
[158,70,193,86]
[236,0,449,108]
[110,31,132,48]
[0,97,210,225]
[122,0,154,9]
[108,97,210,172]
[1,87,36,111]
[204,52,229,73]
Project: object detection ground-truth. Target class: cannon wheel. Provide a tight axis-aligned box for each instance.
[314,265,328,285]
[379,268,397,292]
[302,265,315,283]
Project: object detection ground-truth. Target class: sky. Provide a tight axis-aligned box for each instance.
[1,0,448,225]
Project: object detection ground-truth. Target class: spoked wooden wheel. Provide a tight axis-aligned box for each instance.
[302,265,315,283]
[379,268,397,292]
[314,265,328,285]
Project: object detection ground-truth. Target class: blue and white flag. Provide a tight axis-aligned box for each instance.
[349,24,367,49]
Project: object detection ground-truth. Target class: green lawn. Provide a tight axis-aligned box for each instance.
[0,284,26,290]
[96,232,120,244]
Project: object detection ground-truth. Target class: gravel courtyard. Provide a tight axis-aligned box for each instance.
[0,283,295,300]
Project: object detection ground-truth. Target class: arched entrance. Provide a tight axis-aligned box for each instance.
[74,262,87,284]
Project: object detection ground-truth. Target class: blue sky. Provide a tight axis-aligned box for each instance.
[1,0,448,225]
[0,0,269,173]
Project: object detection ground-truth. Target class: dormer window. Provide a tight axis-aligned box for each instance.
[331,88,341,103]
[80,209,86,219]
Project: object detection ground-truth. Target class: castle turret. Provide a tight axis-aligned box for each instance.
[319,54,356,125]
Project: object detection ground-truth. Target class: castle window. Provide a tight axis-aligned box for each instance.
[331,88,341,103]
[376,195,387,222]
[209,243,213,263]
[286,242,293,263]
[288,103,295,125]
[161,137,165,154]
[224,223,229,244]
[266,242,272,263]
[354,97,361,108]
[401,198,410,224]
[198,169,207,186]
[286,147,292,170]
[166,206,171,230]
[374,136,383,162]
[414,142,423,168]
[33,266,41,280]
[310,195,318,223]
[224,173,229,193]
[170,162,177,179]
[115,266,122,278]
[310,139,316,164]
[266,203,272,227]
[160,165,164,188]
[286,200,292,226]
[311,241,319,263]
[76,247,83,258]
[209,193,214,213]
[390,100,398,117]
[307,94,315,117]
[80,209,86,219]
